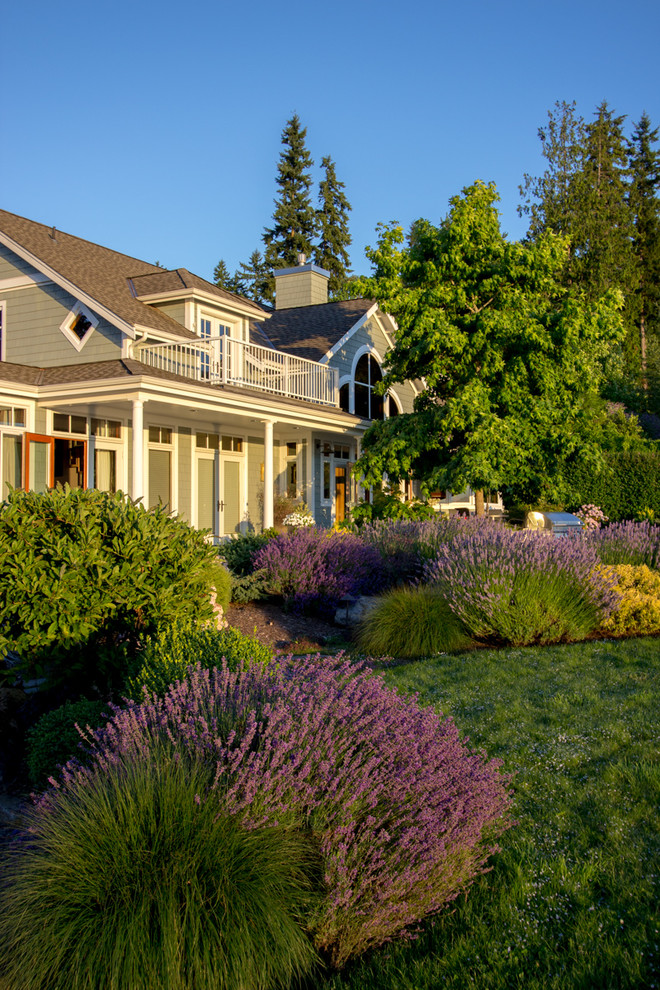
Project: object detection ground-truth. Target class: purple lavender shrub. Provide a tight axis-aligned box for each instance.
[43,656,512,968]
[359,515,507,586]
[587,520,660,569]
[253,528,385,615]
[423,528,619,645]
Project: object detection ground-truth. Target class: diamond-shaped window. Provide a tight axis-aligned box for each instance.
[60,302,98,351]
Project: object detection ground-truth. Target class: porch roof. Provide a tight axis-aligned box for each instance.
[0,359,362,424]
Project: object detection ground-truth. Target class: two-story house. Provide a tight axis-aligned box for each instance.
[0,209,435,534]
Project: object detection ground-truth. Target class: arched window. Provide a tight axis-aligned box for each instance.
[387,394,400,417]
[339,382,350,412]
[354,354,384,420]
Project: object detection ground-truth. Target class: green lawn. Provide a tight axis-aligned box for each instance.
[318,637,660,990]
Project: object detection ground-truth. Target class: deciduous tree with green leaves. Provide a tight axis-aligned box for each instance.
[353,182,625,510]
[314,155,352,296]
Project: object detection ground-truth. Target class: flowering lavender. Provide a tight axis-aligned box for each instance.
[423,528,619,645]
[358,515,501,585]
[45,656,511,967]
[575,504,608,531]
[587,519,660,569]
[254,527,385,614]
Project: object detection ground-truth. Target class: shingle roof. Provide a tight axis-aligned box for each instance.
[0,211,265,341]
[258,299,375,361]
[130,269,266,317]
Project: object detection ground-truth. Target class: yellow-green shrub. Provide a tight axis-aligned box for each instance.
[599,564,660,635]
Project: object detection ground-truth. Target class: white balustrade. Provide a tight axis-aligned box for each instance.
[134,336,338,406]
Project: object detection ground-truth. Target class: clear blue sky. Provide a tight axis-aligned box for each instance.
[3,0,658,283]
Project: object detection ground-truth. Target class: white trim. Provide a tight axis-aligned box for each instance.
[133,286,266,321]
[320,303,378,364]
[0,300,5,362]
[35,375,364,433]
[0,232,136,338]
[59,301,99,353]
[0,273,51,292]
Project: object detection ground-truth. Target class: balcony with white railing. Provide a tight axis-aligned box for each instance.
[134,336,339,406]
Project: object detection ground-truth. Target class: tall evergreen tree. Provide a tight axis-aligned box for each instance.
[213,259,233,290]
[262,114,317,301]
[314,156,352,297]
[520,101,638,396]
[233,250,272,305]
[519,100,586,255]
[578,102,636,301]
[628,112,660,400]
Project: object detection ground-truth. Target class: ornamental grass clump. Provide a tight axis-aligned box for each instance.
[423,528,619,646]
[587,519,660,569]
[21,657,511,972]
[0,747,320,990]
[356,585,474,657]
[254,527,385,615]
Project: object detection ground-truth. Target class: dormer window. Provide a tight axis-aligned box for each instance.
[60,301,99,352]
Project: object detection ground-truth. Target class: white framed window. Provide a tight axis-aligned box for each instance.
[196,431,219,450]
[52,412,88,435]
[91,418,122,439]
[354,353,384,420]
[1,406,27,496]
[0,301,6,361]
[147,425,174,510]
[221,435,243,452]
[0,406,27,428]
[59,301,99,352]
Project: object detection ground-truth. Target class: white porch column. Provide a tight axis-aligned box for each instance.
[132,397,145,503]
[263,419,274,529]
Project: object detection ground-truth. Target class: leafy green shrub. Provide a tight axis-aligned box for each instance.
[356,586,474,657]
[26,698,111,789]
[230,568,270,603]
[217,529,278,577]
[0,486,224,694]
[598,564,660,635]
[0,746,321,990]
[349,487,436,525]
[126,622,273,700]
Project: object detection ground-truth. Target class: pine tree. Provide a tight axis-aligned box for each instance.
[314,156,352,297]
[213,259,233,289]
[628,113,660,401]
[262,114,317,301]
[520,101,638,395]
[519,100,587,254]
[578,102,636,300]
[234,250,272,305]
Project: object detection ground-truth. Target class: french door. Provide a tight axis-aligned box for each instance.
[196,454,242,536]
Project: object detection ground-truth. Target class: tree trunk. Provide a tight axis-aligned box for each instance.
[474,489,485,516]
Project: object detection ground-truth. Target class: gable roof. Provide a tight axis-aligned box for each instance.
[258,298,376,361]
[0,210,264,342]
[130,268,266,317]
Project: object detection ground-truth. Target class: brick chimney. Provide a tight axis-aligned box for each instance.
[273,257,330,310]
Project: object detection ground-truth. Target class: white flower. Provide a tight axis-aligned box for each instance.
[283,510,315,527]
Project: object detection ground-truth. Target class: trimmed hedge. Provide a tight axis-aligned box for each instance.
[566,449,660,521]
